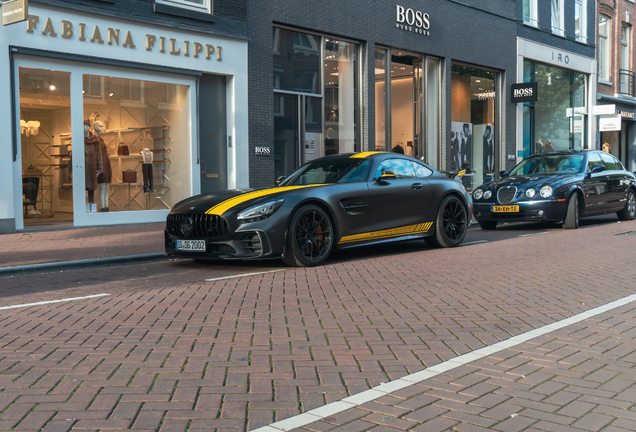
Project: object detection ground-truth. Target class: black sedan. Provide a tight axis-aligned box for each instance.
[473,150,636,230]
[165,152,472,266]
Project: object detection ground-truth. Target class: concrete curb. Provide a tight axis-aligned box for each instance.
[0,252,167,277]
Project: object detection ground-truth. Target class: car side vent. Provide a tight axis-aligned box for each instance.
[497,187,517,204]
[166,214,229,238]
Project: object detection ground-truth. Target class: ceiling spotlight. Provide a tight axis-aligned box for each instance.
[48,80,55,91]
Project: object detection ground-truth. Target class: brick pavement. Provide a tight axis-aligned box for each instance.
[0,224,164,267]
[0,219,634,431]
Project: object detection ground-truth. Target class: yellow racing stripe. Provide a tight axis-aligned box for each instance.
[339,222,433,244]
[350,151,386,158]
[205,184,329,216]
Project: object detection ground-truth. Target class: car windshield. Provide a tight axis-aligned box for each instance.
[279,158,371,186]
[509,154,585,176]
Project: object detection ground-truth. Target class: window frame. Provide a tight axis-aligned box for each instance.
[155,0,212,14]
[522,0,538,27]
[551,0,565,36]
[574,0,587,43]
[598,15,611,83]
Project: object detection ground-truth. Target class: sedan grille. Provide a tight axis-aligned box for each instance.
[166,214,229,238]
[497,187,517,204]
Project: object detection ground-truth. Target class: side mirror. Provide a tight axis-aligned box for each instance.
[276,175,286,185]
[376,169,397,182]
[591,164,606,174]
[499,170,509,178]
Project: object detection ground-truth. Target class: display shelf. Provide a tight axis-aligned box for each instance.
[138,160,170,164]
[109,154,143,159]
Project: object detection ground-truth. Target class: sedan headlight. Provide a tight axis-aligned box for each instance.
[473,189,483,200]
[237,198,285,223]
[540,186,553,198]
[526,188,536,199]
[484,190,492,199]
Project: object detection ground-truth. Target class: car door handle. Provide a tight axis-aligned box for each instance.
[412,183,424,190]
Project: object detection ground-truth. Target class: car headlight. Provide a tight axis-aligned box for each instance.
[237,198,285,223]
[484,190,492,199]
[473,189,483,200]
[526,188,536,199]
[540,186,553,198]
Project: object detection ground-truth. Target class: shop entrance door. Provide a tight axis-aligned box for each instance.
[389,54,421,159]
[273,91,323,182]
[199,74,227,194]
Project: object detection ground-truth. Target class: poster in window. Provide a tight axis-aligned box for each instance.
[474,124,495,184]
[451,122,473,189]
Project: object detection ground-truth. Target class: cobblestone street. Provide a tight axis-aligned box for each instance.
[1,218,636,431]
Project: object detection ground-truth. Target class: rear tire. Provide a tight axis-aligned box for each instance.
[562,193,579,229]
[282,205,334,267]
[617,189,636,221]
[478,221,497,230]
[426,195,468,248]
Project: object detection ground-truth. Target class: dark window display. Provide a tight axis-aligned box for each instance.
[451,64,497,193]
[522,60,587,159]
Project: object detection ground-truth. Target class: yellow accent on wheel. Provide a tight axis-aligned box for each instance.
[205,184,328,215]
[457,170,466,177]
[350,151,386,159]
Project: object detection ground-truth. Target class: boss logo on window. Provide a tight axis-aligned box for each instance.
[255,147,271,156]
[511,82,538,103]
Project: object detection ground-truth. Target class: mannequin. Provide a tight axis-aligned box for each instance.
[84,119,97,206]
[85,120,112,212]
[141,148,154,193]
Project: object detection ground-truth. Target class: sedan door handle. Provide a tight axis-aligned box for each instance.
[412,183,424,190]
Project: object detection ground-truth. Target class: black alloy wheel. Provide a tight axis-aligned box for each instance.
[426,195,468,248]
[617,189,636,221]
[283,204,334,267]
[563,193,579,229]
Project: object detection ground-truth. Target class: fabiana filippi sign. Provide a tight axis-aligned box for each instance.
[395,5,430,36]
[24,14,223,61]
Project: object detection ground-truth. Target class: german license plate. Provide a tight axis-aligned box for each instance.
[176,239,205,251]
[491,205,519,213]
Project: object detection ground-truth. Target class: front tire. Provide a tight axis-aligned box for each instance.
[478,221,497,230]
[563,193,579,229]
[617,189,636,221]
[283,205,334,267]
[426,195,468,248]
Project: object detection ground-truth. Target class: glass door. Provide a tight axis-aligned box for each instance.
[274,91,322,181]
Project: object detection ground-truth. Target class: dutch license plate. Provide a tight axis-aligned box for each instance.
[176,239,206,251]
[491,205,519,213]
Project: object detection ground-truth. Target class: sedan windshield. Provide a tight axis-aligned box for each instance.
[280,158,371,186]
[509,154,585,176]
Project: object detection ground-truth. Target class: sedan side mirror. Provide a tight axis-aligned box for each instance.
[499,170,509,178]
[376,169,397,182]
[276,175,286,185]
[591,164,606,174]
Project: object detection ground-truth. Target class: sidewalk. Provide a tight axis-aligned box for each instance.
[0,223,165,268]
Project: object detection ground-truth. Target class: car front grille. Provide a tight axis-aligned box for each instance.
[497,187,517,204]
[166,214,229,238]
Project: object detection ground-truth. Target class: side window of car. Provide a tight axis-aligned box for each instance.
[587,153,603,171]
[375,159,416,179]
[600,153,618,170]
[411,162,433,178]
[339,159,372,183]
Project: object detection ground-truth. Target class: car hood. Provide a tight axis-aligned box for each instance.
[170,184,331,216]
[482,174,577,191]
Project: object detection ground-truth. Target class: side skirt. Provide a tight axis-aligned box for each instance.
[337,234,428,250]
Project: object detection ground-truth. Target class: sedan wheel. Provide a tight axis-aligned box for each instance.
[562,194,579,229]
[283,205,334,267]
[426,195,468,248]
[617,189,636,221]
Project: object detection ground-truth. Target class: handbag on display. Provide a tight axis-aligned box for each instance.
[122,169,137,183]
[117,142,130,156]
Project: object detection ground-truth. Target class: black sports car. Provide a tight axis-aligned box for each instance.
[165,152,472,266]
[473,150,636,230]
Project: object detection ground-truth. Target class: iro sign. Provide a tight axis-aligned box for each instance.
[255,146,271,156]
[511,82,537,103]
[395,5,430,35]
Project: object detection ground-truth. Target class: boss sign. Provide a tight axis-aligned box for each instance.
[395,5,430,33]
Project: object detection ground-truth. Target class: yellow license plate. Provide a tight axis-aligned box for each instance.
[491,205,519,213]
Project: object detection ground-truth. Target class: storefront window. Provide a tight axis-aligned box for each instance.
[426,58,440,168]
[374,48,388,151]
[324,39,359,155]
[273,28,321,94]
[451,64,497,193]
[83,75,190,213]
[522,60,588,159]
